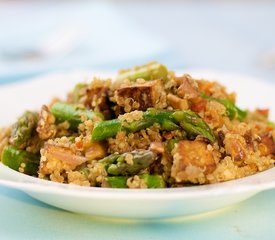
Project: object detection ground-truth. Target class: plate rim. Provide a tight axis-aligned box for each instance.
[1,163,275,200]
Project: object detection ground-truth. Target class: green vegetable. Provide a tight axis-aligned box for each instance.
[91,109,180,141]
[10,111,38,149]
[92,108,214,142]
[1,145,40,176]
[106,174,166,188]
[51,102,103,131]
[123,118,155,133]
[139,174,166,188]
[202,94,247,121]
[117,62,168,82]
[143,108,180,131]
[172,110,216,143]
[99,150,156,176]
[92,118,154,141]
[106,176,128,188]
[92,119,122,141]
[218,99,247,120]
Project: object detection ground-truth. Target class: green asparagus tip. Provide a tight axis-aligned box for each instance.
[117,62,168,82]
[99,150,156,176]
[10,111,38,149]
[1,145,40,176]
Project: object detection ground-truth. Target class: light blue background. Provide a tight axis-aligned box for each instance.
[1,186,275,240]
[0,1,275,239]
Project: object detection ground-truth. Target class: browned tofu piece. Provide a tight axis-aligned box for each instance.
[224,133,247,161]
[259,133,275,156]
[115,80,166,111]
[171,140,217,183]
[176,75,199,99]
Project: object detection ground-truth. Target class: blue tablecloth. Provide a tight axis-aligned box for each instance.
[1,186,275,240]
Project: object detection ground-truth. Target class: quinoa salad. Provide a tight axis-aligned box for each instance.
[0,62,274,189]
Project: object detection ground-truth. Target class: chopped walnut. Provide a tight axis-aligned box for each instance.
[167,93,189,110]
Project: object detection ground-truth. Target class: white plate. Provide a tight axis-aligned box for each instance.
[0,70,274,219]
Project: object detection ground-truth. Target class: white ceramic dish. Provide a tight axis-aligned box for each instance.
[0,70,274,219]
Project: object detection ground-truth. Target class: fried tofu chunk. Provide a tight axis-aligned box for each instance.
[259,133,275,156]
[115,79,167,112]
[171,140,217,184]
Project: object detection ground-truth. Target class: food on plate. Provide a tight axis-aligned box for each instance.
[0,62,274,188]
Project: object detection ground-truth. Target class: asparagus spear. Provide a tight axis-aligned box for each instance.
[139,174,166,188]
[99,150,156,176]
[124,118,155,133]
[92,118,156,142]
[91,118,158,141]
[202,94,247,121]
[92,109,214,142]
[1,145,40,176]
[91,119,122,141]
[91,109,179,141]
[10,111,38,149]
[106,174,165,188]
[143,108,180,131]
[106,176,128,188]
[117,62,168,82]
[218,99,247,120]
[172,110,216,143]
[51,102,103,131]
